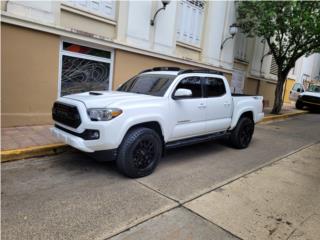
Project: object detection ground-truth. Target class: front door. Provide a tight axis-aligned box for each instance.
[169,76,206,141]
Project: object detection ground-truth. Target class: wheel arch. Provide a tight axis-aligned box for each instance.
[126,121,164,142]
[230,109,254,130]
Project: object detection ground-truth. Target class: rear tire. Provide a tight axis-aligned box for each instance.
[229,117,254,149]
[295,100,304,110]
[116,127,162,178]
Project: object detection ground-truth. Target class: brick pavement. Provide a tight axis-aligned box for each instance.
[1,125,61,151]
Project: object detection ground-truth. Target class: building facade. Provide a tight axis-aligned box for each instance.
[1,0,312,127]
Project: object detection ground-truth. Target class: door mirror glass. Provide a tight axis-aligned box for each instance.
[174,88,192,99]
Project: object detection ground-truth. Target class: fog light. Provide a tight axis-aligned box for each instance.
[90,130,100,139]
[83,130,100,140]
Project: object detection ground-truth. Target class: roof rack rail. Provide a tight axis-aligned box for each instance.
[139,67,182,74]
[178,69,223,76]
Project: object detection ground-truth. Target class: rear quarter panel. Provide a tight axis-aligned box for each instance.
[230,96,264,129]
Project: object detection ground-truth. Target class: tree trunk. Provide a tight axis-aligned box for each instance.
[271,72,286,114]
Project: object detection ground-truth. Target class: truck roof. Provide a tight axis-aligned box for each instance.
[139,67,224,76]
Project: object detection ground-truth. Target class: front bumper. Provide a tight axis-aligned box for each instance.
[300,100,320,108]
[51,98,127,152]
[51,127,95,152]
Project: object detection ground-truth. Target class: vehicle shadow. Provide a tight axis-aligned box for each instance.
[52,136,255,179]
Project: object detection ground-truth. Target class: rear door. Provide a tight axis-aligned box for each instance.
[289,83,304,101]
[204,77,232,133]
[169,76,206,140]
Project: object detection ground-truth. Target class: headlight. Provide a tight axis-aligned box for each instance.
[87,108,122,121]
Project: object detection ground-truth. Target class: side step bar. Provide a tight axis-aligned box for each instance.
[165,131,229,149]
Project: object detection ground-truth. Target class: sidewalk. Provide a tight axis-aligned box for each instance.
[260,103,307,123]
[1,125,67,162]
[1,105,307,162]
[185,142,320,240]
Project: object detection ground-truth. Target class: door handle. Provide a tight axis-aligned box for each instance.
[198,103,206,109]
[224,102,231,107]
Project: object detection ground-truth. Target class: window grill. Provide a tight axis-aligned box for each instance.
[270,55,278,75]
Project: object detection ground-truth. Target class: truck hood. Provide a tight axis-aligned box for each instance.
[63,91,158,108]
[300,91,320,98]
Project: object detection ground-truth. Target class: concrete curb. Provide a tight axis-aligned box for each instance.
[259,110,307,124]
[0,110,308,163]
[1,143,69,163]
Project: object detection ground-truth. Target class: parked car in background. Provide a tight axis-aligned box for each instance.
[51,67,264,178]
[295,84,320,110]
[289,83,305,102]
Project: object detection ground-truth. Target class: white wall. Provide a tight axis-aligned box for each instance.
[126,1,153,49]
[219,1,236,70]
[296,54,320,82]
[201,1,228,67]
[7,0,57,24]
[153,1,177,54]
[250,38,269,77]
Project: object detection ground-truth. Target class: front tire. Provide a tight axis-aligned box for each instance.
[229,117,254,149]
[116,128,162,178]
[295,100,304,110]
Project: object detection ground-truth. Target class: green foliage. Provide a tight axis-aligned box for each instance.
[237,1,320,75]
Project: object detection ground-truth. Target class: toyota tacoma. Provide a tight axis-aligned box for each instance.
[52,67,264,178]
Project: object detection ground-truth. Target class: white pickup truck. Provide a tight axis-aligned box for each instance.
[52,67,264,178]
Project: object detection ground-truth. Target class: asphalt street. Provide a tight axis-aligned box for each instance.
[2,113,320,240]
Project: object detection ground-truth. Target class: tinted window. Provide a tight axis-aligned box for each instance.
[292,83,303,91]
[205,77,226,97]
[175,77,202,98]
[117,74,175,96]
[307,84,320,93]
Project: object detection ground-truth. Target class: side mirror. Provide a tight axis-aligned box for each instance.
[173,88,192,99]
[297,88,301,93]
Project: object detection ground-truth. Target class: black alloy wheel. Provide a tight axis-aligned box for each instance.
[117,127,162,178]
[230,117,255,149]
[239,121,254,147]
[133,139,156,170]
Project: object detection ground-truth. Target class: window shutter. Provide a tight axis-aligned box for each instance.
[66,0,115,19]
[270,55,278,75]
[234,33,247,60]
[176,0,204,47]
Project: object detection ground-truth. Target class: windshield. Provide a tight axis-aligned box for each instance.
[117,74,176,96]
[307,85,320,93]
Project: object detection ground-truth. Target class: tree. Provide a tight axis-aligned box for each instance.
[237,1,320,114]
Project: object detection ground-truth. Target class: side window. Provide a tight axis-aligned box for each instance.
[292,83,302,91]
[205,77,226,97]
[175,77,202,98]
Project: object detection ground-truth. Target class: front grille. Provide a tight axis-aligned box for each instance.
[301,95,320,104]
[52,102,81,128]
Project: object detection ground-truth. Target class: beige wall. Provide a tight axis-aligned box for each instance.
[1,24,276,128]
[113,49,200,89]
[257,80,277,107]
[1,24,60,127]
[244,78,259,95]
[60,9,116,39]
[113,49,234,89]
[175,44,201,62]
